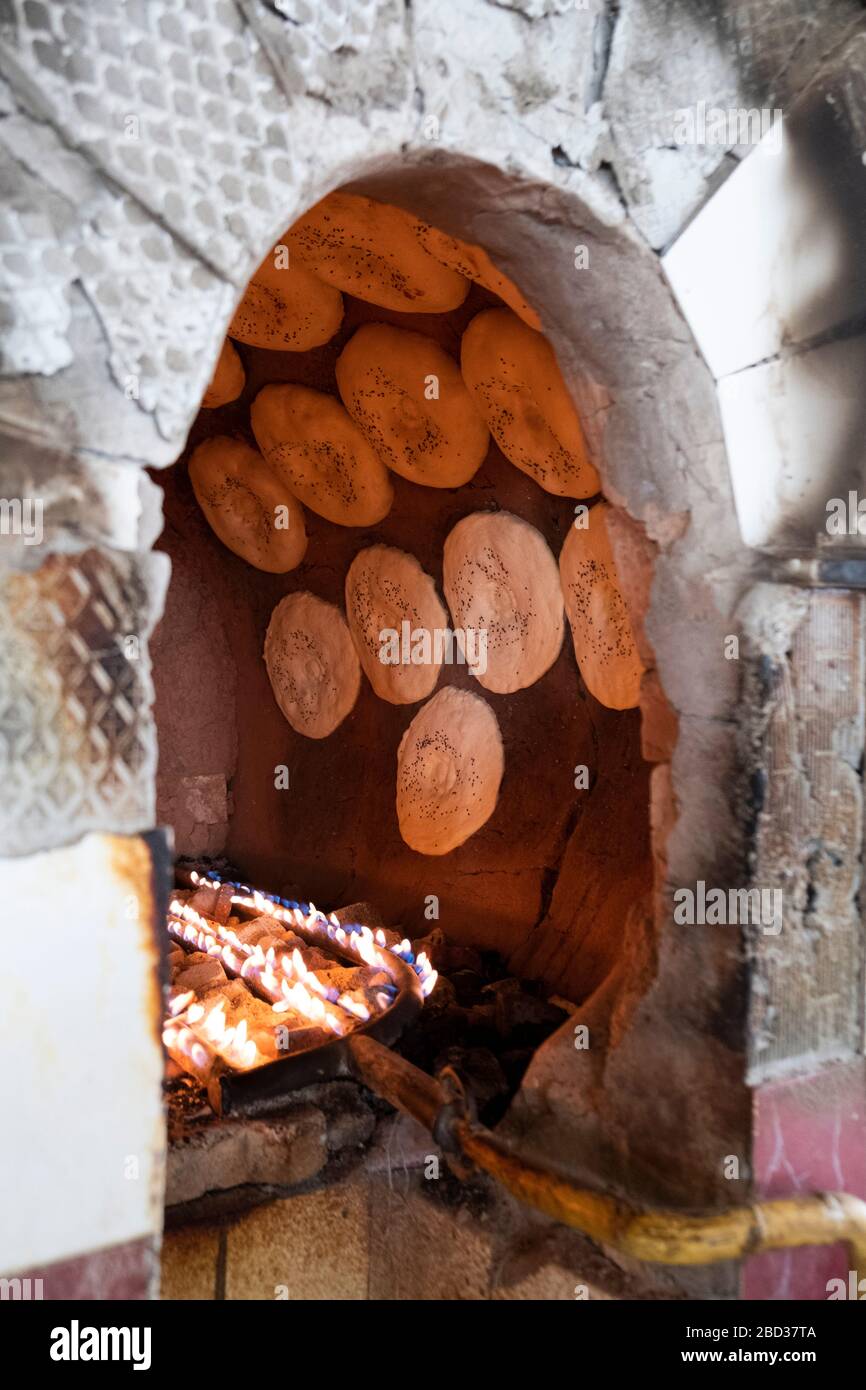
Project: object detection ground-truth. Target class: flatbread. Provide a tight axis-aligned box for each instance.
[264,591,361,738]
[286,192,469,312]
[443,510,563,693]
[336,323,489,488]
[396,686,504,854]
[202,338,245,408]
[188,436,307,573]
[461,308,599,498]
[559,501,644,710]
[251,383,393,527]
[414,225,541,329]
[345,544,448,704]
[228,264,343,351]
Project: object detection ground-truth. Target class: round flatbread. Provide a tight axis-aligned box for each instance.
[443,510,564,694]
[345,545,448,704]
[396,686,504,855]
[461,308,599,498]
[559,501,643,710]
[202,338,245,408]
[228,263,343,351]
[264,591,361,738]
[336,323,489,488]
[414,225,541,329]
[251,383,394,527]
[188,436,307,573]
[286,192,469,313]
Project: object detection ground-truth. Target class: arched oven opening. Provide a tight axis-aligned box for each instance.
[149,166,705,1299]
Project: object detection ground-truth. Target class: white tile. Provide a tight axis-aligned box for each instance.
[0,834,165,1274]
[717,335,866,549]
[663,115,866,380]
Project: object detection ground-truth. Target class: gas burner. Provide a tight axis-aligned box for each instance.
[162,866,426,1116]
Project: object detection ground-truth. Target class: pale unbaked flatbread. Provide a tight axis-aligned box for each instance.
[264,591,361,738]
[396,686,504,855]
[559,501,643,710]
[345,545,448,705]
[443,510,564,694]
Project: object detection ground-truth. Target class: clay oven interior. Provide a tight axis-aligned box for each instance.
[153,194,652,992]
